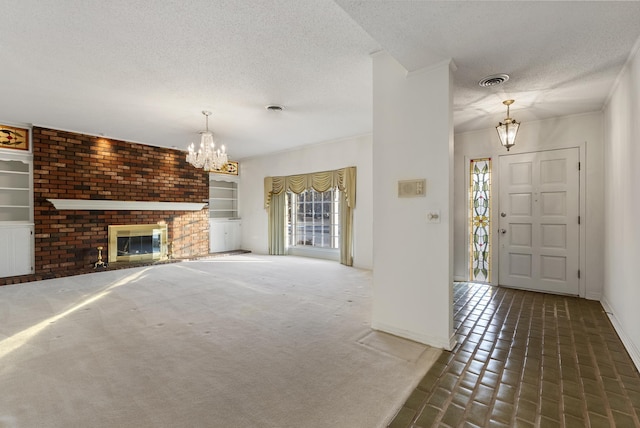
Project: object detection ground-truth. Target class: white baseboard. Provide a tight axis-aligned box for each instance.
[585,291,602,301]
[371,321,452,350]
[600,297,640,372]
[448,333,457,351]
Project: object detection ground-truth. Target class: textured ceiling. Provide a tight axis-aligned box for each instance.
[337,0,640,133]
[1,1,640,160]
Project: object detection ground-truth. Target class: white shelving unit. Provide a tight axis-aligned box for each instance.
[0,151,34,277]
[0,158,31,222]
[209,174,241,252]
[209,179,238,219]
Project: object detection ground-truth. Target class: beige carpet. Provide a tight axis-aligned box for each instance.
[0,255,440,428]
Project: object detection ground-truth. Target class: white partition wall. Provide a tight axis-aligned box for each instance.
[602,42,640,370]
[371,52,455,349]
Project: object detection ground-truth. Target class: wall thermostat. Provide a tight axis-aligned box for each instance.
[398,179,426,197]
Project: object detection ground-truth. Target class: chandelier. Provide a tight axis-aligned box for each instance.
[496,99,520,151]
[186,111,228,171]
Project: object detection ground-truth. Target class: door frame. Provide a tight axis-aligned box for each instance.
[464,142,586,297]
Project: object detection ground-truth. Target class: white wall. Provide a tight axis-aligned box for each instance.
[454,112,605,299]
[371,53,454,349]
[237,134,373,270]
[601,42,640,370]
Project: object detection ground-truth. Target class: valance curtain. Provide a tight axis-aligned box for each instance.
[264,166,356,266]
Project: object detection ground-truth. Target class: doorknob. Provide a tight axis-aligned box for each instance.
[500,228,507,234]
[501,212,507,217]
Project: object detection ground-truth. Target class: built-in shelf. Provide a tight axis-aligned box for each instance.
[209,179,238,219]
[208,175,241,251]
[0,157,32,223]
[47,199,207,211]
[0,153,34,277]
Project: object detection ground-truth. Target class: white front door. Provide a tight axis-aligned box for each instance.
[498,148,580,295]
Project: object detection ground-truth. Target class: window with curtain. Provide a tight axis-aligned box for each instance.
[264,166,356,266]
[287,188,340,249]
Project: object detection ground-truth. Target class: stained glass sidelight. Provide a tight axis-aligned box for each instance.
[470,158,491,282]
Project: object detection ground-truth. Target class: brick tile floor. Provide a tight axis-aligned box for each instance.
[388,283,640,427]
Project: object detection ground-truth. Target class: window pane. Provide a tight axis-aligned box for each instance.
[470,158,491,282]
[287,188,340,249]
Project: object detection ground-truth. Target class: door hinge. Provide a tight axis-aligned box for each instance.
[578,269,581,279]
[578,162,581,170]
[578,215,581,225]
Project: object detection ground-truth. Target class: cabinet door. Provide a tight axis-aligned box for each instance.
[0,225,33,277]
[209,221,227,253]
[229,221,241,250]
[209,221,241,253]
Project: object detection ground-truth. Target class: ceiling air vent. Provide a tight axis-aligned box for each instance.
[478,74,510,87]
[265,105,285,112]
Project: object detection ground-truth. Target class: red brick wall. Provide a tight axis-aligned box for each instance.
[0,126,210,285]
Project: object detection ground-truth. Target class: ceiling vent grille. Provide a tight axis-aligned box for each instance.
[265,105,284,112]
[478,74,510,87]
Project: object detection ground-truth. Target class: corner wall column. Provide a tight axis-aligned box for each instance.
[371,53,455,349]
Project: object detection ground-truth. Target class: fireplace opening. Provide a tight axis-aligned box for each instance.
[108,224,168,263]
[117,234,161,256]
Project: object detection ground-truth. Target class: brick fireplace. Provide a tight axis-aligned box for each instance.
[0,126,210,285]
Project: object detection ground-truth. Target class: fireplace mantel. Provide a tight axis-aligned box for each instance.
[47,199,207,211]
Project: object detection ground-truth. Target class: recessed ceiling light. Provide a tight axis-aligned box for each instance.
[478,74,510,87]
[265,105,285,112]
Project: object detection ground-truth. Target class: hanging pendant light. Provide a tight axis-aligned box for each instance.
[186,111,229,171]
[496,100,520,151]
